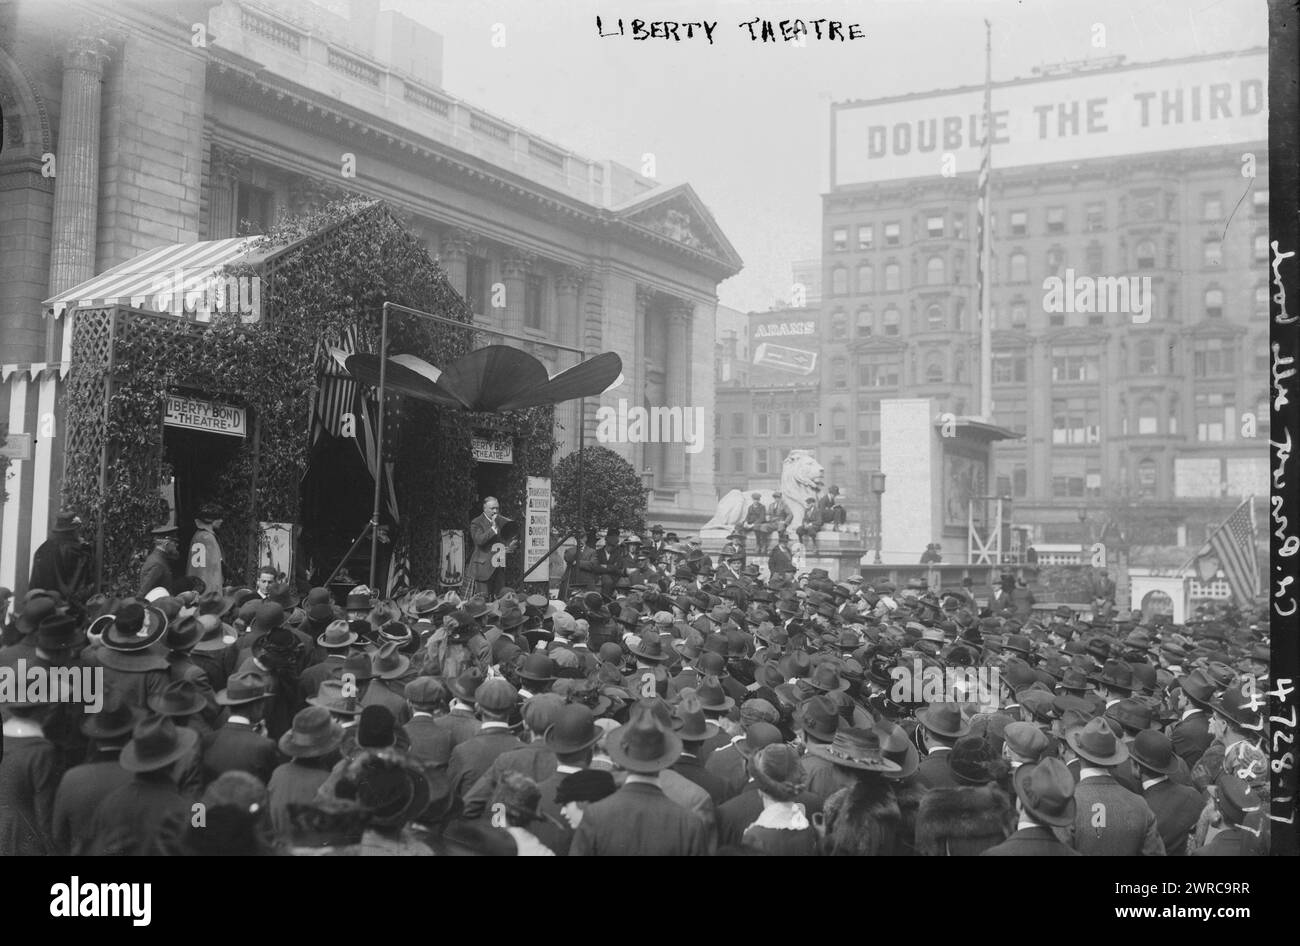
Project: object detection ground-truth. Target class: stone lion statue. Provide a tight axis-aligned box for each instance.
[704,449,825,532]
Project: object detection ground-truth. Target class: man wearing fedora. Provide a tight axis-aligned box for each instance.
[402,676,454,769]
[299,619,359,700]
[528,703,603,855]
[139,522,181,597]
[570,704,710,857]
[462,692,565,819]
[670,692,729,806]
[1063,718,1165,855]
[202,670,280,786]
[982,758,1081,856]
[1170,668,1216,767]
[448,677,523,802]
[1192,772,1264,856]
[85,716,196,855]
[28,508,91,602]
[914,703,968,791]
[1130,729,1205,857]
[1191,680,1266,794]
[267,705,346,836]
[51,696,139,855]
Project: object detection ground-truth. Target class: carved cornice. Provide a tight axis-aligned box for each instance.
[502,251,535,278]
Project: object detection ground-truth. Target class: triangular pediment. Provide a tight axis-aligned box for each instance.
[615,184,743,273]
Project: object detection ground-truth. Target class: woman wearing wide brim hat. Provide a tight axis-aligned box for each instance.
[90,602,169,654]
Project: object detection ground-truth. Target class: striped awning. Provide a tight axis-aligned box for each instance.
[43,236,263,319]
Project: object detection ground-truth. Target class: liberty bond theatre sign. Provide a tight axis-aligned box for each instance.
[832,50,1266,185]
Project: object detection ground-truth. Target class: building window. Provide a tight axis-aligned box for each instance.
[1137,397,1159,435]
[801,411,817,435]
[859,354,900,387]
[992,352,1026,384]
[1046,206,1065,233]
[1254,232,1269,263]
[466,256,491,315]
[926,256,945,285]
[830,312,848,339]
[927,215,944,238]
[1203,238,1222,268]
[830,266,848,295]
[1086,202,1105,232]
[1052,397,1100,444]
[883,307,900,336]
[925,357,944,384]
[857,308,873,336]
[1204,287,1224,319]
[1051,345,1100,382]
[755,448,770,475]
[884,222,901,246]
[1046,246,1064,273]
[1010,210,1027,236]
[1135,240,1156,269]
[857,224,874,250]
[998,401,1027,434]
[1051,457,1087,498]
[524,274,546,330]
[1137,338,1158,374]
[926,304,945,331]
[1193,338,1235,377]
[831,408,847,441]
[732,412,745,435]
[755,413,771,436]
[778,412,793,436]
[1085,241,1104,273]
[1009,251,1028,282]
[235,182,273,236]
[732,448,745,473]
[1202,193,1223,219]
[858,403,881,445]
[831,357,847,389]
[831,227,848,252]
[858,264,874,293]
[1009,301,1027,329]
[1194,391,1234,442]
[884,262,901,291]
[1137,458,1157,497]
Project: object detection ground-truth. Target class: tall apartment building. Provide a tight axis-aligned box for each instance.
[821,49,1269,554]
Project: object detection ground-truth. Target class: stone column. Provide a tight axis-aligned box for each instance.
[664,299,693,486]
[502,251,533,337]
[555,267,586,456]
[438,228,475,297]
[207,145,245,240]
[47,30,111,295]
[633,285,655,473]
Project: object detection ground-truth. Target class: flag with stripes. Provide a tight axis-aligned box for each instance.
[1197,497,1260,606]
[974,33,993,330]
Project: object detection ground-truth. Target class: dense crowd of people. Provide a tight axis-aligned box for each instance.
[0,522,1271,856]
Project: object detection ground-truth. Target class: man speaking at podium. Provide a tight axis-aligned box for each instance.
[468,496,518,599]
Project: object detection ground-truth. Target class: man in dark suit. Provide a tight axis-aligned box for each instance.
[567,530,601,594]
[570,710,710,857]
[594,527,625,597]
[671,694,730,806]
[1192,773,1263,856]
[402,677,454,770]
[914,703,966,790]
[983,758,1081,856]
[447,678,522,802]
[1064,719,1165,855]
[461,693,562,818]
[467,497,516,599]
[138,523,180,597]
[530,705,602,855]
[51,698,139,855]
[768,532,794,580]
[85,716,195,855]
[201,670,281,786]
[1132,730,1204,857]
[1170,669,1215,767]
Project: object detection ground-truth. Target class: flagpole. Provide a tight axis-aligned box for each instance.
[978,19,994,421]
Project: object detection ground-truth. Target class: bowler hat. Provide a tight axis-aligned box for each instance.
[119,716,198,773]
[519,653,558,683]
[346,592,373,612]
[1065,717,1129,766]
[1013,757,1077,827]
[163,615,203,653]
[545,704,601,754]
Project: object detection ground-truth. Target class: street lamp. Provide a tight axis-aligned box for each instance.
[869,472,886,565]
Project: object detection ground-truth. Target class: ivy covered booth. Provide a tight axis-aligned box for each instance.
[54,200,557,598]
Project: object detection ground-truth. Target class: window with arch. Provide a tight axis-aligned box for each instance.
[883,306,900,335]
[856,307,874,336]
[831,407,847,441]
[830,266,847,295]
[1137,458,1157,497]
[884,262,901,292]
[1135,240,1156,269]
[925,356,945,384]
[1137,338,1157,375]
[926,256,945,286]
[1046,246,1064,272]
[830,311,848,339]
[1009,251,1028,282]
[1137,398,1159,435]
[926,303,945,331]
[858,263,874,293]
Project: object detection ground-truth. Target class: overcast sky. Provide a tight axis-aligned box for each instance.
[380,0,1265,313]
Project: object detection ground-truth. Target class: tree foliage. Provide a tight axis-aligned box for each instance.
[551,445,646,539]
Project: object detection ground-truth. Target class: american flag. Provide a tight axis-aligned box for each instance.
[1198,497,1260,606]
[312,323,361,444]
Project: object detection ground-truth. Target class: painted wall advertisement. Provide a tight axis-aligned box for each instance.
[751,315,820,384]
[525,476,551,582]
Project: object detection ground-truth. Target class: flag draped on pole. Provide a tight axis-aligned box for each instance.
[976,20,994,420]
[1196,497,1260,606]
